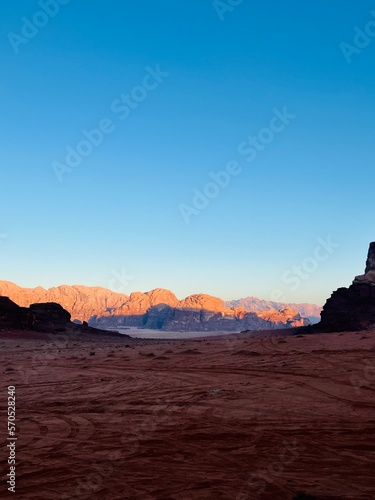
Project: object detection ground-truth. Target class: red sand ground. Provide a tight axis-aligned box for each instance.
[1,329,375,499]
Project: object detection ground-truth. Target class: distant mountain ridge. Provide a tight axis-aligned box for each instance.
[225,297,322,324]
[0,280,320,332]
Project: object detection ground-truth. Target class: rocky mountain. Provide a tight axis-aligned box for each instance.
[0,280,311,332]
[0,281,128,322]
[167,304,307,332]
[320,242,375,332]
[93,293,308,332]
[225,297,322,324]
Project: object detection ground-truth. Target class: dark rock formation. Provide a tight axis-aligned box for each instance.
[0,296,124,336]
[365,242,375,273]
[0,298,70,331]
[29,302,71,332]
[0,297,34,329]
[320,242,375,332]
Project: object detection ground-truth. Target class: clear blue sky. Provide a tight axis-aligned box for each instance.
[1,0,375,305]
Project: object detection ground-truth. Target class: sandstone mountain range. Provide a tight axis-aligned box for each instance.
[225,297,321,323]
[0,280,321,332]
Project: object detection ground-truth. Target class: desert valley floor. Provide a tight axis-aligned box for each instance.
[1,329,375,499]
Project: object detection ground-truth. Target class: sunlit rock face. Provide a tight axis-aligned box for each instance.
[89,292,309,332]
[0,281,129,322]
[0,281,310,332]
[226,298,322,324]
[320,242,375,332]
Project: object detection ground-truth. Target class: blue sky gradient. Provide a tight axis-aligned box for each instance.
[1,0,375,305]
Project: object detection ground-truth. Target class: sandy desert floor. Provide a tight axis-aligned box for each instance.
[1,328,375,499]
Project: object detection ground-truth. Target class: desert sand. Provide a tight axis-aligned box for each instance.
[1,329,375,499]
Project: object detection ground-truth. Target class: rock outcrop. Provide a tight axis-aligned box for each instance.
[0,298,71,332]
[320,242,375,332]
[365,242,375,273]
[29,303,71,332]
[0,297,121,335]
[0,297,34,329]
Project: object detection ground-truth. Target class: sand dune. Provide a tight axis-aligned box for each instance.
[1,329,375,499]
